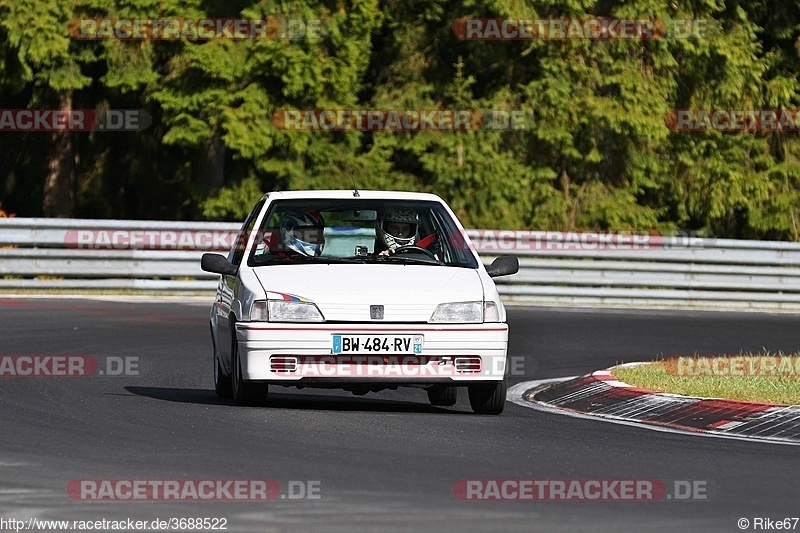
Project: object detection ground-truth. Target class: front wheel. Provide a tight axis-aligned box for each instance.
[468,379,506,415]
[231,336,268,406]
[214,349,232,398]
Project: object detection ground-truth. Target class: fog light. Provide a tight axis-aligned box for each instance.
[454,356,482,373]
[270,356,298,373]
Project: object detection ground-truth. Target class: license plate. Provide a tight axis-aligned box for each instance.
[331,335,423,354]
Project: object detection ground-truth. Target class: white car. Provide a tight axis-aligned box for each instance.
[201,190,518,414]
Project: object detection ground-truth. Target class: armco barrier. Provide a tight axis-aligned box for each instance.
[2,218,800,309]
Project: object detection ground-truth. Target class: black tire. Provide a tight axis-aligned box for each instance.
[231,335,268,406]
[468,379,506,415]
[427,385,458,406]
[214,348,232,398]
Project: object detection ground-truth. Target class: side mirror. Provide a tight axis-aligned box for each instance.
[486,256,519,278]
[201,253,238,276]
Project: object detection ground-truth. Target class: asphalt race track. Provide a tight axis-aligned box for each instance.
[1,298,799,532]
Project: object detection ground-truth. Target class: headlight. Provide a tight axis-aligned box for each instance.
[268,300,325,322]
[429,302,483,323]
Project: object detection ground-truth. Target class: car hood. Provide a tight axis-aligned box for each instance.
[253,264,483,322]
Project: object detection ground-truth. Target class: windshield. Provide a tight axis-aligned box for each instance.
[247,199,479,269]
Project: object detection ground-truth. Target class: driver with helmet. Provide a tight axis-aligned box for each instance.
[271,209,326,258]
[374,207,419,256]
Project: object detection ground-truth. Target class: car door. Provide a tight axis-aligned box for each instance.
[217,197,266,367]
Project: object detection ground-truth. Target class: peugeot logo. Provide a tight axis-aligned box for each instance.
[370,305,384,320]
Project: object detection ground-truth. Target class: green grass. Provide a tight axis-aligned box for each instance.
[611,354,800,405]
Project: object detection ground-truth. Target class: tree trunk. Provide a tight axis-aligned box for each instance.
[194,130,226,191]
[42,90,75,217]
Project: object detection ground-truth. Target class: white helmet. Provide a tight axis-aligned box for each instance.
[376,207,418,250]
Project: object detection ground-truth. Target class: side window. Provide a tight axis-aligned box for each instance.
[432,208,478,268]
[229,199,266,266]
[251,211,280,260]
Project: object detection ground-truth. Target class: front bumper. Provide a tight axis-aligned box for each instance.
[235,323,508,383]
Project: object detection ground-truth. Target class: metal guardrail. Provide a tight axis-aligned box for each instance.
[2,218,800,309]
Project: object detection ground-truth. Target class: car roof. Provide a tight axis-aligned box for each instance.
[263,190,445,202]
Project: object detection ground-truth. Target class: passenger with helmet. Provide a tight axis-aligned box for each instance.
[270,209,326,258]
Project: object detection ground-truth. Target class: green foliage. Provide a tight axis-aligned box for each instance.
[1,0,800,240]
[200,175,263,220]
[0,0,92,92]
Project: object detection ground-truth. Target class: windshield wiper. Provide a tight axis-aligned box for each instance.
[382,255,442,266]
